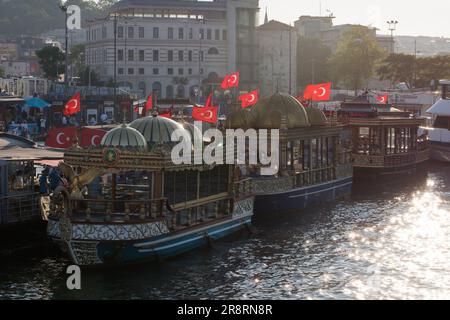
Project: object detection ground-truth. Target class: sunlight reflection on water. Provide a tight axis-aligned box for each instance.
[1,165,450,300]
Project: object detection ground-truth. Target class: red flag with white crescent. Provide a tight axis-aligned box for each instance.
[205,93,213,107]
[303,83,332,101]
[80,128,107,148]
[239,90,259,108]
[192,106,218,124]
[45,126,78,149]
[221,72,240,89]
[376,94,389,104]
[63,92,81,116]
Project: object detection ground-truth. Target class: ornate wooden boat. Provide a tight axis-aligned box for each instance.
[339,100,429,179]
[226,93,353,215]
[47,116,254,266]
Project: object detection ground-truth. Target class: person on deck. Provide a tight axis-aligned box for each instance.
[49,168,62,192]
[39,169,49,195]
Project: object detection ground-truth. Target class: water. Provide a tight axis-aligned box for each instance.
[1,163,450,300]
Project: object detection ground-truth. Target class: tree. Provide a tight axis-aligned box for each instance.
[0,66,4,78]
[79,66,104,87]
[297,37,332,88]
[329,26,384,93]
[36,45,65,80]
[69,43,86,78]
[377,53,415,88]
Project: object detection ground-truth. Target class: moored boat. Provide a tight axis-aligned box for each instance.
[226,93,353,215]
[47,115,254,266]
[420,80,450,162]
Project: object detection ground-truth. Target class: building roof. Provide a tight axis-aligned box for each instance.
[427,98,450,116]
[101,124,148,149]
[258,20,295,32]
[111,0,226,12]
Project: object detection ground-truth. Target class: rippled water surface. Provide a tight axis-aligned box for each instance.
[1,163,450,300]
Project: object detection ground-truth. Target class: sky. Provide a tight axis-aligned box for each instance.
[259,0,450,38]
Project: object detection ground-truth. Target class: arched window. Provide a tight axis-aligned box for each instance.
[207,47,219,55]
[208,72,219,79]
[152,82,162,99]
[166,85,174,99]
[176,85,185,98]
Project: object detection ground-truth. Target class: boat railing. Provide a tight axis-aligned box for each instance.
[352,151,427,168]
[66,197,167,223]
[0,192,41,224]
[294,166,336,188]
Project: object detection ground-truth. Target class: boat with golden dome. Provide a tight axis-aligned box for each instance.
[226,93,353,215]
[46,114,254,266]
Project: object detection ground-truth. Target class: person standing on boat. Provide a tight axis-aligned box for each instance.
[49,168,62,192]
[39,168,49,195]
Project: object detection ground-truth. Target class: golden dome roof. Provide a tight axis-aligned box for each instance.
[101,124,147,149]
[305,107,327,126]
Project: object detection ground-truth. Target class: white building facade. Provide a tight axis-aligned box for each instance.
[258,20,297,97]
[85,0,259,100]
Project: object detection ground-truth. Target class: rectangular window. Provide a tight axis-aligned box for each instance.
[128,68,134,75]
[102,26,107,39]
[168,27,174,39]
[215,29,220,40]
[199,29,204,40]
[207,29,212,40]
[153,68,159,75]
[223,30,227,41]
[178,50,184,61]
[118,68,124,75]
[188,50,192,62]
[168,50,173,62]
[139,68,145,75]
[188,68,192,75]
[139,50,145,61]
[139,27,144,38]
[128,26,134,39]
[168,68,173,75]
[178,68,184,75]
[128,49,134,61]
[199,50,204,62]
[189,28,193,39]
[200,68,204,75]
[153,27,159,39]
[153,50,159,61]
[118,49,124,61]
[178,27,184,39]
[118,26,124,38]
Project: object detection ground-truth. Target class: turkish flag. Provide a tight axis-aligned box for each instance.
[159,112,172,119]
[221,72,240,89]
[45,126,78,149]
[80,128,107,148]
[239,90,259,108]
[376,94,389,104]
[192,106,218,124]
[205,93,213,107]
[63,92,81,116]
[143,94,153,116]
[303,83,332,101]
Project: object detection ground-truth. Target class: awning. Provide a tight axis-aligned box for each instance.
[25,97,51,109]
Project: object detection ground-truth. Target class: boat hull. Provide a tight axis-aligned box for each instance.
[48,197,254,266]
[253,177,352,215]
[429,142,450,162]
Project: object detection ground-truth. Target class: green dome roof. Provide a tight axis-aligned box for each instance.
[101,124,147,149]
[225,108,257,129]
[250,93,310,129]
[180,121,203,145]
[130,114,189,146]
[305,107,327,126]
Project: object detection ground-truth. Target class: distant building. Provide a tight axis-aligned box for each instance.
[258,20,297,97]
[0,42,19,61]
[376,35,395,54]
[0,77,50,97]
[85,0,260,101]
[294,15,334,39]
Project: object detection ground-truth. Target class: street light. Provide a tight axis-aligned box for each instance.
[386,20,398,54]
[59,2,69,90]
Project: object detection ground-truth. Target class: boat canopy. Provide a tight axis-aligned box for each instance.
[426,99,450,116]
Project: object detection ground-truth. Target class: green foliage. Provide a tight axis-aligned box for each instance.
[36,45,65,79]
[69,43,86,78]
[0,0,117,36]
[378,53,450,88]
[79,66,104,86]
[0,66,4,78]
[329,26,384,92]
[297,37,332,88]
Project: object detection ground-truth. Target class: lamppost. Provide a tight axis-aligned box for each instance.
[197,18,206,104]
[387,20,398,54]
[59,2,69,90]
